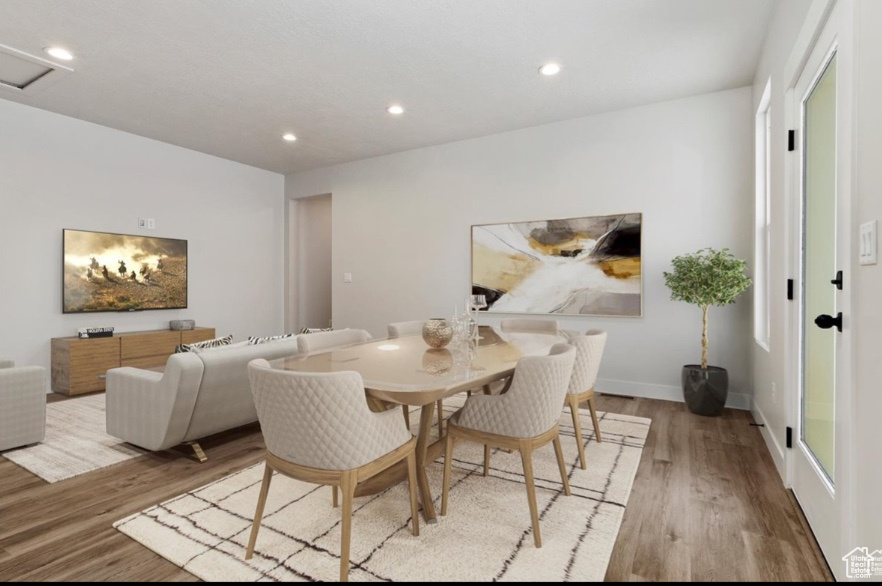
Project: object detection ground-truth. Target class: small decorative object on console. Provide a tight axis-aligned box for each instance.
[169,319,196,331]
[77,326,114,339]
[421,318,453,349]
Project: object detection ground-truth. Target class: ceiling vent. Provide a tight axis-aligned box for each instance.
[0,44,73,95]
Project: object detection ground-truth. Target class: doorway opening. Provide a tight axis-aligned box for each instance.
[286,193,332,333]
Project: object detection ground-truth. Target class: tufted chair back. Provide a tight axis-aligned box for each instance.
[454,343,575,438]
[248,359,411,470]
[387,321,425,338]
[566,329,607,396]
[499,318,559,334]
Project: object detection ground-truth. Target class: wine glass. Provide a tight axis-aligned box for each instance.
[469,294,487,340]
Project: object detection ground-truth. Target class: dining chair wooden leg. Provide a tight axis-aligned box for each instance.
[332,485,339,508]
[552,434,571,496]
[245,462,274,560]
[483,445,490,476]
[436,400,444,434]
[401,404,410,429]
[339,470,357,582]
[519,440,542,548]
[405,449,420,537]
[441,432,455,516]
[567,395,587,470]
[587,394,602,443]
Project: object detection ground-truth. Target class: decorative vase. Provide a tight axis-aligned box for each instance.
[682,365,728,416]
[422,349,453,375]
[422,318,453,349]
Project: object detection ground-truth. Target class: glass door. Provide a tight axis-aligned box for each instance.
[789,1,852,578]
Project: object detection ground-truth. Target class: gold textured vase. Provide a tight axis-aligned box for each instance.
[421,318,453,349]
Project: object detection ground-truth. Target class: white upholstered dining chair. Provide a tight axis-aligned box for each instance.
[564,330,607,469]
[0,359,46,452]
[245,359,420,582]
[441,343,576,548]
[296,328,372,355]
[387,320,424,338]
[499,318,559,334]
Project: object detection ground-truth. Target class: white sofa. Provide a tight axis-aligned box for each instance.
[105,339,300,457]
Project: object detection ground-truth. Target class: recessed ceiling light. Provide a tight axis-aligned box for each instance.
[386,105,405,115]
[282,133,297,142]
[44,47,74,61]
[539,63,561,76]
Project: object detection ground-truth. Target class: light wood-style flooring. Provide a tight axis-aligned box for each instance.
[0,394,832,581]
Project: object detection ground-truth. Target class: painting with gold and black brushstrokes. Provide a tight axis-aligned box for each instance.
[471,213,642,316]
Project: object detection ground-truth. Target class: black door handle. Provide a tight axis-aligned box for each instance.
[814,312,842,332]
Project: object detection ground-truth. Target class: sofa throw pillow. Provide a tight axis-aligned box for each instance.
[298,326,334,334]
[191,340,250,353]
[247,333,297,346]
[175,334,234,353]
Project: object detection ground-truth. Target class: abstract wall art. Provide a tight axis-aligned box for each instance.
[471,213,642,317]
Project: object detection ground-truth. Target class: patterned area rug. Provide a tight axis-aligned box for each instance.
[115,400,650,582]
[3,393,146,483]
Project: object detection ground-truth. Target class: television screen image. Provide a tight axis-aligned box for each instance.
[63,229,188,313]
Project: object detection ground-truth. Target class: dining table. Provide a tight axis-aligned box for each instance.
[266,324,572,523]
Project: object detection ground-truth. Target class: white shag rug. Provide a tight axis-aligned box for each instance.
[3,393,146,483]
[115,400,650,582]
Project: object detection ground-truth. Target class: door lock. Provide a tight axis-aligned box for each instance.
[814,312,842,332]
[830,270,843,290]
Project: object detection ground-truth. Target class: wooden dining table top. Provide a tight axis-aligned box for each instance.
[266,325,573,406]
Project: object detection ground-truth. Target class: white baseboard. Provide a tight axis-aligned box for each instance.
[751,401,788,483]
[597,378,752,411]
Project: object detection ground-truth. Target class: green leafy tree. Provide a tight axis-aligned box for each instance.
[663,248,751,369]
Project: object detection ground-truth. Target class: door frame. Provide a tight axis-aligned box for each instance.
[285,193,334,334]
[783,0,856,578]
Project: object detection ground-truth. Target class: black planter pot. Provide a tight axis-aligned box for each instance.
[682,365,728,416]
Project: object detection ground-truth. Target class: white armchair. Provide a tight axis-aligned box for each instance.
[564,330,607,469]
[441,343,576,548]
[245,359,419,582]
[0,359,47,452]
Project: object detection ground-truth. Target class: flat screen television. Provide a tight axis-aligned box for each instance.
[62,229,188,313]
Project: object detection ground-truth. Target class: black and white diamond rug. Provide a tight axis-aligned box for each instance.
[114,399,650,582]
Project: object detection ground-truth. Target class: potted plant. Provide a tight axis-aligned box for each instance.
[663,248,751,416]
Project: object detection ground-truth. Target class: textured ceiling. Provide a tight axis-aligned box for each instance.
[0,0,775,174]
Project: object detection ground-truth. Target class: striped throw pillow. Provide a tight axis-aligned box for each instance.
[175,334,234,353]
[298,326,334,334]
[247,333,297,345]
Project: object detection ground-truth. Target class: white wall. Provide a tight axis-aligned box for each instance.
[0,99,285,385]
[286,87,755,407]
[297,194,332,329]
[750,0,813,479]
[853,0,882,557]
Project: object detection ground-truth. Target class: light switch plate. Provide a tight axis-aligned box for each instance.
[860,220,877,266]
[147,218,156,230]
[343,272,352,283]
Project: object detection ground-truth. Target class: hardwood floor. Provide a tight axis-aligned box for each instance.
[0,394,832,582]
